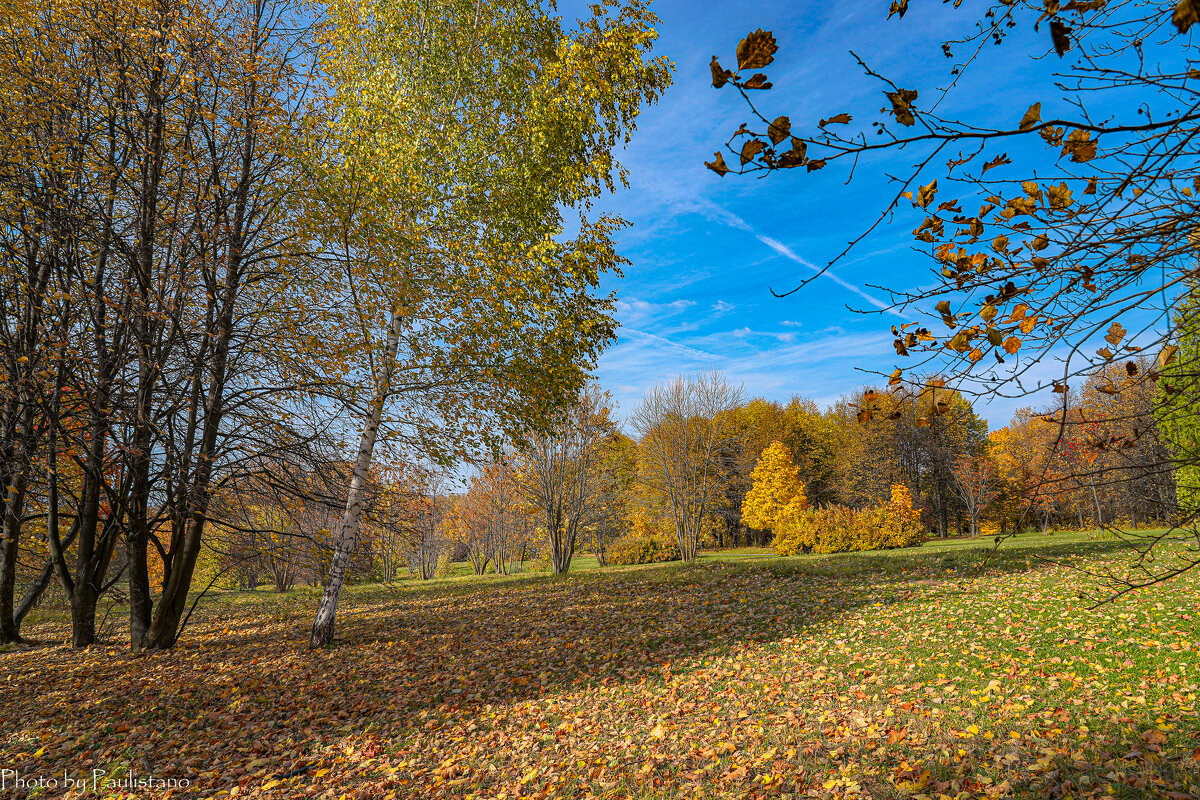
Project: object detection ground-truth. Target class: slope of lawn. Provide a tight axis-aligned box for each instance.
[2,532,1199,799]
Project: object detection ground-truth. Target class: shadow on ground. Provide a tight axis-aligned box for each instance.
[0,536,1180,798]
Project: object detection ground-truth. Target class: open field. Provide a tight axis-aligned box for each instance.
[2,532,1199,799]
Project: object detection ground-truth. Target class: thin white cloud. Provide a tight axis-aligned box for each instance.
[619,327,726,362]
[720,332,895,375]
[648,190,901,317]
[755,235,901,317]
[616,298,696,323]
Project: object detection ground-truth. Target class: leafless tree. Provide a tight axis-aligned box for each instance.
[629,371,745,562]
[516,385,618,574]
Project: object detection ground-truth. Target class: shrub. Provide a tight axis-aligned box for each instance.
[607,510,681,565]
[773,484,926,555]
[607,531,681,565]
[434,552,454,578]
[773,505,846,556]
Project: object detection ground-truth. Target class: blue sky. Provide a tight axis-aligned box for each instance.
[581,0,1119,428]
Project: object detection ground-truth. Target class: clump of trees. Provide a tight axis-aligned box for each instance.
[0,0,671,649]
[450,458,534,577]
[482,367,1187,569]
[989,362,1177,533]
[173,354,1194,593]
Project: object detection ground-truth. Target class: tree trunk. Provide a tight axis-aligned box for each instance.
[0,482,25,644]
[71,579,99,648]
[14,555,62,631]
[1089,478,1104,527]
[0,406,34,644]
[141,277,240,650]
[310,309,403,648]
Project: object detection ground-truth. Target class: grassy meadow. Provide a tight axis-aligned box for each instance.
[2,531,1199,799]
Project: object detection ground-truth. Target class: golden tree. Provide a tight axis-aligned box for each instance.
[742,441,807,534]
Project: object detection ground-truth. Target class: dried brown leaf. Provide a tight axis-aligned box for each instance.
[736,29,779,71]
[819,113,853,127]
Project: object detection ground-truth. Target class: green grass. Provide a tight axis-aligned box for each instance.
[3,529,1198,799]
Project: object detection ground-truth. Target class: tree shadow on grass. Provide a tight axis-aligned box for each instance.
[0,536,1176,799]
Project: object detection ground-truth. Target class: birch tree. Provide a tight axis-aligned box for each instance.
[304,0,671,645]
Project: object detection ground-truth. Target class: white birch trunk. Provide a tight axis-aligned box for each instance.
[310,309,403,647]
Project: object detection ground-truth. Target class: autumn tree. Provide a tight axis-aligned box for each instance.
[989,410,1061,532]
[0,0,320,648]
[742,441,807,536]
[951,455,999,538]
[477,457,531,576]
[352,463,449,582]
[590,432,639,566]
[630,371,745,561]
[840,382,987,536]
[447,459,532,577]
[396,485,450,582]
[776,398,844,509]
[714,399,786,546]
[1160,287,1200,514]
[0,2,64,643]
[304,0,670,646]
[514,386,618,574]
[715,397,841,546]
[1073,361,1176,526]
[445,493,489,576]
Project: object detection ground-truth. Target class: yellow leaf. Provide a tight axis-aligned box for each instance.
[1173,0,1200,33]
[1104,321,1126,347]
[915,179,938,209]
[1019,102,1042,131]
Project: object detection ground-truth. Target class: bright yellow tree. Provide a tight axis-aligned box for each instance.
[742,441,807,533]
